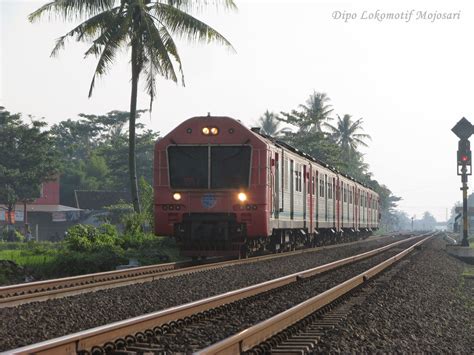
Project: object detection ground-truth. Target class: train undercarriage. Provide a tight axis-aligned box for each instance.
[174,213,375,258]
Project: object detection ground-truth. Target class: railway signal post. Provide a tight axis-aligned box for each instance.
[452,117,473,247]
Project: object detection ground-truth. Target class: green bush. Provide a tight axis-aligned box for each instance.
[51,249,127,276]
[65,224,119,252]
[1,228,25,242]
[120,230,155,250]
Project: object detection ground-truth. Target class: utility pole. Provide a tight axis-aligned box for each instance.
[452,117,472,247]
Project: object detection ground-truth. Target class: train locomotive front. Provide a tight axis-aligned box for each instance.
[154,116,269,257]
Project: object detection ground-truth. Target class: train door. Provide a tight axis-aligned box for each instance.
[346,184,351,228]
[303,165,307,227]
[332,177,336,228]
[290,159,294,220]
[336,176,340,232]
[308,165,312,233]
[340,182,344,228]
[282,153,286,214]
[355,188,359,230]
[315,170,319,229]
[324,174,328,222]
[274,152,280,219]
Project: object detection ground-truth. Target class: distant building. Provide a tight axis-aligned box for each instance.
[0,178,82,241]
[74,190,132,228]
[74,190,131,211]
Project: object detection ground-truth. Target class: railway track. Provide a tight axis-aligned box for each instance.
[198,233,436,354]
[6,232,434,354]
[0,234,402,308]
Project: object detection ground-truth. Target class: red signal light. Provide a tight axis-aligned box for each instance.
[462,155,468,162]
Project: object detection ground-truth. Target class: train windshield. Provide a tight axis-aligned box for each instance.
[168,146,208,188]
[211,146,251,189]
[168,145,251,189]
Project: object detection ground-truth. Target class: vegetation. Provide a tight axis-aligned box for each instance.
[0,225,179,285]
[50,110,158,206]
[30,0,237,213]
[0,107,59,224]
[257,110,290,137]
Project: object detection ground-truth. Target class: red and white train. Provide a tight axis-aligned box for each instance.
[154,116,380,257]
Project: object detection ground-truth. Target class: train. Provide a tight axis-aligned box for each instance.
[154,115,380,258]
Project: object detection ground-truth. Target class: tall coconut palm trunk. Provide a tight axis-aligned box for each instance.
[129,42,141,213]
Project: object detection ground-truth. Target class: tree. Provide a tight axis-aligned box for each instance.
[366,179,402,232]
[420,211,437,230]
[30,0,236,213]
[277,92,343,167]
[0,107,59,223]
[325,114,371,158]
[51,110,159,206]
[280,91,333,133]
[257,110,290,137]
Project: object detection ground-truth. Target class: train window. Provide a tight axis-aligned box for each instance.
[343,185,347,203]
[311,176,315,195]
[294,165,299,192]
[349,190,353,204]
[319,178,325,197]
[328,182,333,199]
[284,158,289,190]
[168,146,208,188]
[298,170,302,192]
[211,146,251,188]
[294,164,302,192]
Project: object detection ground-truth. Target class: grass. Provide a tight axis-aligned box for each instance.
[462,265,474,277]
[458,269,474,312]
[0,250,57,266]
[0,236,180,284]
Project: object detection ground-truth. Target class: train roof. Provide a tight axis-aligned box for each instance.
[249,128,372,191]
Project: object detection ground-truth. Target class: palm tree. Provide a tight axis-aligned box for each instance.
[257,110,291,137]
[29,0,236,213]
[324,114,371,157]
[280,91,333,133]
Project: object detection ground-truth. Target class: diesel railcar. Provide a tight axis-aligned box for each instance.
[154,116,380,257]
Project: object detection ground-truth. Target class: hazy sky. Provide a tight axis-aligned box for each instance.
[2,0,474,221]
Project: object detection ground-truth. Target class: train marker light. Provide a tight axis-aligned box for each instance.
[173,192,182,201]
[238,192,247,202]
[210,127,219,135]
[202,127,210,135]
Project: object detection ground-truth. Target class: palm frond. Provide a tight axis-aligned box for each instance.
[158,26,185,84]
[143,48,158,112]
[322,122,337,133]
[151,3,235,51]
[87,20,129,97]
[141,12,179,83]
[29,0,116,23]
[162,0,237,13]
[352,137,370,147]
[50,7,120,57]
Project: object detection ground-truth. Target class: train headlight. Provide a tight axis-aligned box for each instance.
[210,127,219,135]
[173,192,182,201]
[238,192,247,202]
[202,127,210,135]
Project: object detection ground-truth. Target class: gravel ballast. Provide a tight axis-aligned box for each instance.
[315,237,474,353]
[140,245,415,353]
[0,236,406,351]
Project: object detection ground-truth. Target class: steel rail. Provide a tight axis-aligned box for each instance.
[5,233,429,355]
[197,233,435,355]
[0,234,399,308]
